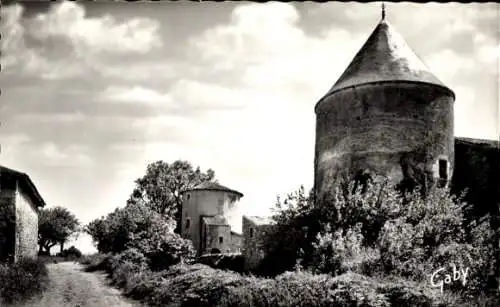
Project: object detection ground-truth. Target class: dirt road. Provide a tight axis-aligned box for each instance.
[17,262,144,307]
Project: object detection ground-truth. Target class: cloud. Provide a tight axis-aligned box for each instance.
[1,1,162,80]
[29,2,161,54]
[100,85,174,105]
[38,143,93,167]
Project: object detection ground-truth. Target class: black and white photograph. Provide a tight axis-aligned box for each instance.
[0,1,499,306]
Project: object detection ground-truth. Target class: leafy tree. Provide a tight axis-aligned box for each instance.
[86,202,173,254]
[85,202,195,270]
[38,206,80,254]
[127,160,215,233]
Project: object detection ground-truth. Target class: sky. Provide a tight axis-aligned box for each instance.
[1,1,498,254]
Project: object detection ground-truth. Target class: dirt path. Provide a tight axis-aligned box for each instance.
[18,262,144,307]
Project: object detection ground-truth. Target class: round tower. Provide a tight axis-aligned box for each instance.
[180,182,243,255]
[314,11,455,200]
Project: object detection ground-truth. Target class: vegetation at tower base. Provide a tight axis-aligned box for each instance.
[258,177,498,298]
[80,159,498,306]
[126,160,216,234]
[38,206,80,255]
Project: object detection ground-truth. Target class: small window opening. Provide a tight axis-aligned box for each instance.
[249,228,254,238]
[439,159,448,180]
[185,218,190,230]
[219,236,223,244]
[187,194,190,200]
[217,199,224,214]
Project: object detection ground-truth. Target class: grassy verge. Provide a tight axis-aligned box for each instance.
[0,258,49,305]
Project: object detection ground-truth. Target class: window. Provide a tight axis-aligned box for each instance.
[439,159,448,180]
[219,236,223,244]
[185,218,190,230]
[217,198,224,214]
[249,228,254,238]
[187,194,190,200]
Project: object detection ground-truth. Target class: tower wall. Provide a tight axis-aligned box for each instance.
[181,190,241,254]
[314,82,454,199]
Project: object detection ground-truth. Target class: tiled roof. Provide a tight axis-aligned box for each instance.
[0,165,46,208]
[182,181,243,197]
[202,215,230,226]
[320,18,454,101]
[244,215,275,226]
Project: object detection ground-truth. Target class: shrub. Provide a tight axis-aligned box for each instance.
[109,249,149,287]
[80,253,113,273]
[0,258,49,305]
[56,246,83,259]
[126,214,196,271]
[265,178,497,298]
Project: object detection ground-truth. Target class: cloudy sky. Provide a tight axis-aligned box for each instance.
[1,1,498,253]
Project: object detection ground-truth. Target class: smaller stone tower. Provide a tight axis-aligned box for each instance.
[180,182,243,255]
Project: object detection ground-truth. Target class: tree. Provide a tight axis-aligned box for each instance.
[38,206,80,254]
[85,203,195,270]
[85,202,178,254]
[126,160,215,233]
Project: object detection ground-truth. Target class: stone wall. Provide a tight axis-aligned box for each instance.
[230,232,242,253]
[0,187,16,262]
[242,216,276,271]
[201,223,231,254]
[314,82,454,199]
[15,185,39,261]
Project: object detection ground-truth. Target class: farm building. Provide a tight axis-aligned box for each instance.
[0,165,46,263]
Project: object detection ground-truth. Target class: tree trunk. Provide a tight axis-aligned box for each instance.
[60,242,64,254]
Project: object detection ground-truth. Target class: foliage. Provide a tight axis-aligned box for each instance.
[85,203,195,270]
[0,258,49,305]
[262,178,497,297]
[109,249,149,288]
[126,160,215,233]
[38,206,80,254]
[56,245,83,259]
[83,252,500,307]
[85,202,175,253]
[80,253,113,273]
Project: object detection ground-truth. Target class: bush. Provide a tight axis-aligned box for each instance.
[56,246,83,259]
[80,253,113,273]
[264,179,497,298]
[197,253,245,273]
[0,258,49,305]
[126,215,196,271]
[109,249,149,287]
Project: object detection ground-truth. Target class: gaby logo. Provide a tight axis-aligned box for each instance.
[430,264,469,293]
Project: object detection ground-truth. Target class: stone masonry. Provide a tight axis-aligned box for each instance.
[0,166,46,263]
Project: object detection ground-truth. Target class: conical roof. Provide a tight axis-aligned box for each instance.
[321,17,454,100]
[181,181,243,197]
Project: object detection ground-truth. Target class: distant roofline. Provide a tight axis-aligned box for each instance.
[455,137,500,149]
[243,215,276,226]
[0,166,47,208]
[315,80,455,113]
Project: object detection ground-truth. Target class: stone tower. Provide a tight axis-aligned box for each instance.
[180,182,243,255]
[314,10,455,200]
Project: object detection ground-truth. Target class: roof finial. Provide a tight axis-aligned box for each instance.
[381,2,386,20]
